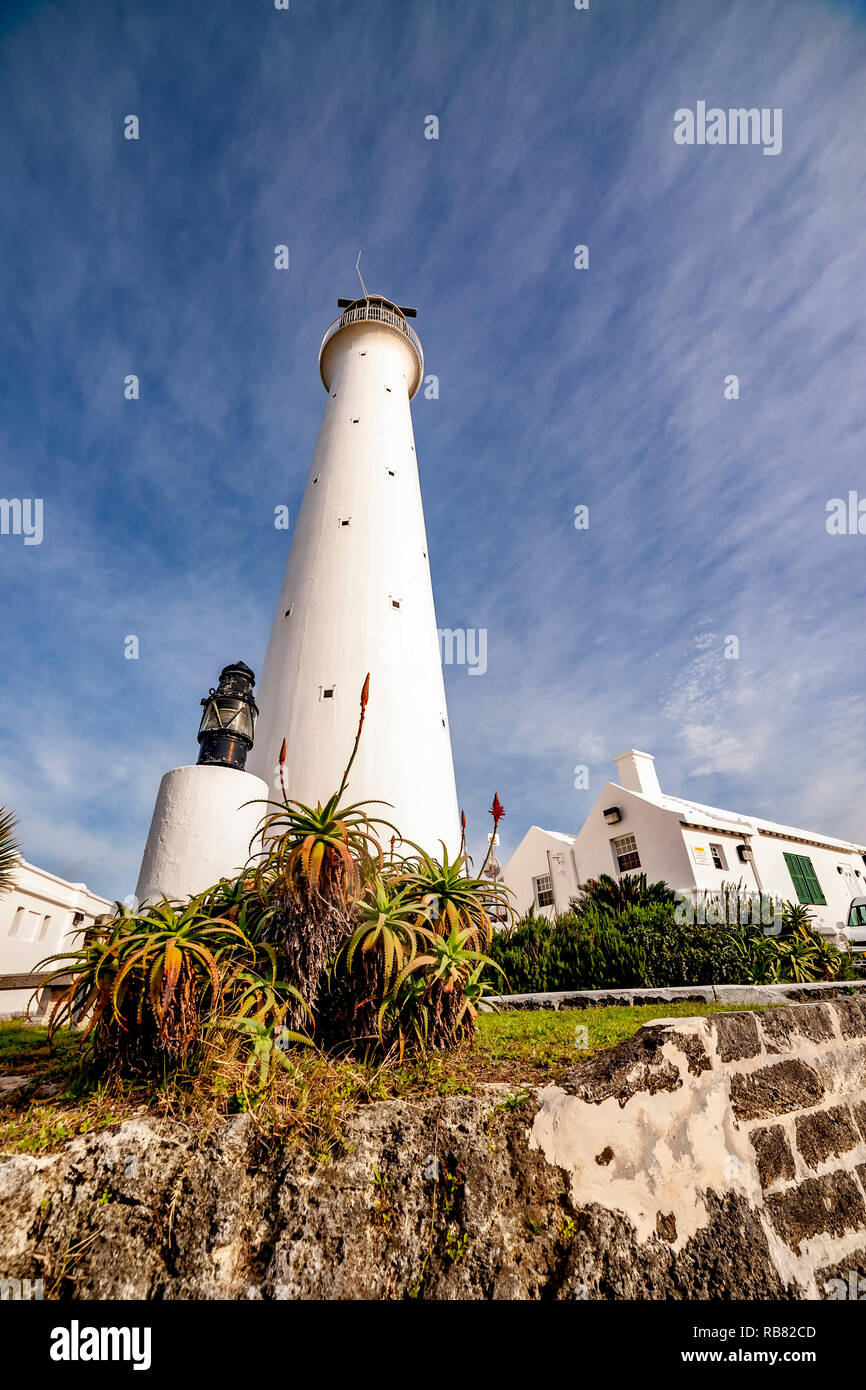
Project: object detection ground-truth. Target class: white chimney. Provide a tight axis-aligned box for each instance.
[613,749,662,801]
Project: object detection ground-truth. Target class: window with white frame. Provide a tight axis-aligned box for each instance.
[710,843,727,870]
[612,834,641,873]
[533,873,555,909]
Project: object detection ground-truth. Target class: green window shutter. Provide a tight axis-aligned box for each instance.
[783,852,808,903]
[800,857,826,906]
[783,852,826,906]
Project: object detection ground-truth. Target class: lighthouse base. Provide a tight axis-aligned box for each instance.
[135,765,268,907]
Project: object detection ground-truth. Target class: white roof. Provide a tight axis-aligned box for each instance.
[657,793,866,855]
[530,826,578,845]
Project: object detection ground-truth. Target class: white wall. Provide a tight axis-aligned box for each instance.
[572,783,697,895]
[750,835,865,937]
[675,828,764,911]
[0,860,112,1018]
[500,827,578,920]
[248,313,460,856]
[135,764,268,907]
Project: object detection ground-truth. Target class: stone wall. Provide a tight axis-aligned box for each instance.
[489,979,866,1011]
[1,1000,864,1299]
[531,998,866,1298]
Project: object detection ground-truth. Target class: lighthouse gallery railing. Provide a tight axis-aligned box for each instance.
[318,303,424,381]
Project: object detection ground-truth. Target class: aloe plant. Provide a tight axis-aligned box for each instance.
[38,898,280,1074]
[250,675,398,1017]
[396,842,511,946]
[384,923,505,1052]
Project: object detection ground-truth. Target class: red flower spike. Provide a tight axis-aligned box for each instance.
[361,673,370,710]
[489,793,505,826]
[278,739,289,801]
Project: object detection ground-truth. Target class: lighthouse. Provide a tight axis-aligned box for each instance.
[247,284,460,854]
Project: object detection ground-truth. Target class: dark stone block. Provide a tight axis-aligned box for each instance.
[765,1171,866,1255]
[730,1060,824,1121]
[834,999,866,1040]
[792,1004,839,1044]
[669,1032,713,1076]
[758,1010,799,1055]
[656,1211,677,1243]
[707,1012,761,1063]
[795,1106,862,1170]
[595,1147,614,1166]
[761,1004,835,1053]
[815,1249,866,1300]
[853,1101,866,1144]
[750,1124,796,1188]
[560,1030,682,1107]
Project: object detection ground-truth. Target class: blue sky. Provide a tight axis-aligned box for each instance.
[1,0,865,900]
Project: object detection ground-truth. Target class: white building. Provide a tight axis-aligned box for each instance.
[502,749,866,941]
[248,290,460,854]
[0,860,112,1018]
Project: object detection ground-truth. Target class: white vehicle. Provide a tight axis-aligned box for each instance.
[841,897,866,952]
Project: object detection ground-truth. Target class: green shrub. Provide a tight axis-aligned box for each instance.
[486,906,647,993]
[487,897,857,993]
[571,872,677,918]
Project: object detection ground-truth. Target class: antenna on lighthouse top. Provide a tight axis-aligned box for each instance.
[355,250,369,299]
[336,254,419,318]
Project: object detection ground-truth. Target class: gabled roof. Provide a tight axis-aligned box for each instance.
[659,792,866,855]
[527,826,578,846]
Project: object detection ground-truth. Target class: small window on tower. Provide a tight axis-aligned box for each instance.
[359,351,366,356]
[320,686,336,701]
[385,387,392,393]
[332,392,337,398]
[312,476,319,484]
[387,469,395,477]
[391,598,402,610]
[339,517,351,528]
[284,604,293,618]
[352,418,360,424]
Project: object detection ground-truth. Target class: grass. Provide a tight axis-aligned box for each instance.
[470,1001,774,1085]
[0,1017,81,1072]
[0,1001,774,1160]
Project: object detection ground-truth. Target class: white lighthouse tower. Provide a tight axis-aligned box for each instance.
[247,279,460,854]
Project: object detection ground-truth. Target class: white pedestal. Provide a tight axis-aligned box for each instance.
[135,764,270,907]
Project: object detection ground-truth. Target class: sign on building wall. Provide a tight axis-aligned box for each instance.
[691,843,712,866]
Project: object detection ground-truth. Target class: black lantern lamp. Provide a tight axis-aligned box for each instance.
[196,662,259,771]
